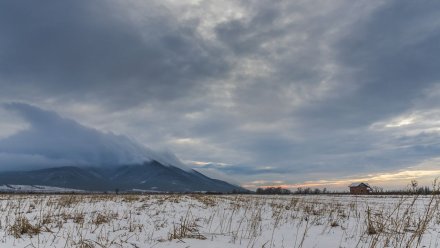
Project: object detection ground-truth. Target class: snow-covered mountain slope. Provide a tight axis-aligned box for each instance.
[0,103,243,192]
[0,160,245,193]
[0,184,84,193]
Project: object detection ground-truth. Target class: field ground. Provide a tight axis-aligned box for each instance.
[0,193,439,247]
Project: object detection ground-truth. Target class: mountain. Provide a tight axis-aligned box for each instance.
[0,160,245,193]
[0,103,246,193]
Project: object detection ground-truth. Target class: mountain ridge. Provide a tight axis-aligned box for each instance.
[0,160,245,193]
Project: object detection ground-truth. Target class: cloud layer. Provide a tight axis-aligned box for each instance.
[0,103,188,171]
[1,0,440,188]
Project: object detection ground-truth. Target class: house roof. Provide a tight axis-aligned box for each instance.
[349,182,371,188]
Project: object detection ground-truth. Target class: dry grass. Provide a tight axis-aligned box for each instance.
[8,216,41,238]
[168,209,206,241]
[0,192,438,247]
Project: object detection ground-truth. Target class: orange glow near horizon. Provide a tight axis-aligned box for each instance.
[242,169,440,190]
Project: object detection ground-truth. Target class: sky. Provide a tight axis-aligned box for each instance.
[1,0,440,190]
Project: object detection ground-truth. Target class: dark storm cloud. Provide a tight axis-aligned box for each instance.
[0,0,228,108]
[165,0,440,182]
[205,0,440,178]
[214,0,440,130]
[298,0,440,129]
[0,0,440,186]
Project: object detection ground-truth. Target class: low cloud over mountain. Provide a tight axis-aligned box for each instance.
[0,103,188,171]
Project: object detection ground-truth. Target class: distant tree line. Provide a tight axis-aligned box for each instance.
[368,180,440,195]
[254,180,440,195]
[294,187,328,194]
[255,187,291,195]
[255,187,334,195]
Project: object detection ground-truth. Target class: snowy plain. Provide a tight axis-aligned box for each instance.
[0,185,84,193]
[0,193,439,248]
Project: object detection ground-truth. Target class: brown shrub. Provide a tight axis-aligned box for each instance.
[9,217,41,238]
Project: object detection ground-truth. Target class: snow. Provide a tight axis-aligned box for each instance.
[0,184,84,193]
[0,194,438,247]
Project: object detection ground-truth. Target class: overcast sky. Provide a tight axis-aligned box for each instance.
[1,0,440,189]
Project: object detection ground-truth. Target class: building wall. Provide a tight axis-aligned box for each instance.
[350,186,369,194]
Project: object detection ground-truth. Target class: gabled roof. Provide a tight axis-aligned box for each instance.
[349,182,371,188]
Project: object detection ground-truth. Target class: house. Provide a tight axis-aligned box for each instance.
[349,182,371,194]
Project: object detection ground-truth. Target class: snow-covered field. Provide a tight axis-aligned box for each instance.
[0,194,439,247]
[0,185,84,193]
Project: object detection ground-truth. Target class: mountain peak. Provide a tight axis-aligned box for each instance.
[0,161,244,193]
